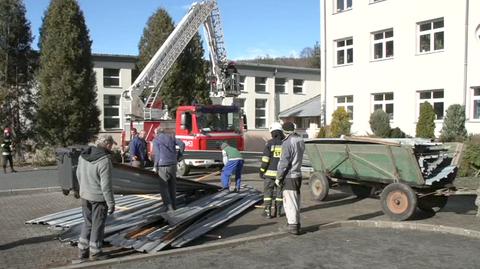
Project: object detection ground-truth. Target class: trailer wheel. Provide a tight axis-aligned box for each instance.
[177,160,190,176]
[380,183,417,221]
[309,173,329,201]
[418,195,448,212]
[350,185,373,198]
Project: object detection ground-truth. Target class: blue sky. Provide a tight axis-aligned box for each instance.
[23,0,320,60]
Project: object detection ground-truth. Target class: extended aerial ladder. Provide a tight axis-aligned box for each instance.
[121,0,240,123]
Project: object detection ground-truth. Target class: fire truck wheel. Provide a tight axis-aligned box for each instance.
[177,159,190,176]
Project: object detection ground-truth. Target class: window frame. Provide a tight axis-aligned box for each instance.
[335,95,354,120]
[371,29,394,61]
[255,99,267,129]
[417,18,445,54]
[471,87,480,120]
[417,89,445,120]
[335,0,352,13]
[293,79,304,94]
[275,77,286,93]
[103,94,121,130]
[335,37,354,66]
[103,68,121,87]
[255,77,267,93]
[372,92,394,120]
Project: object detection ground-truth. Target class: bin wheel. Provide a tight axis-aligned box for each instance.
[380,183,417,221]
[309,173,329,201]
[350,184,373,198]
[418,195,448,212]
[177,159,190,176]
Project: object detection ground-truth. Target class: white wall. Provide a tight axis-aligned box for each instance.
[323,0,480,136]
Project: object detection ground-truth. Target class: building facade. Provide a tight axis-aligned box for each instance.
[92,54,137,142]
[92,56,321,149]
[321,0,480,136]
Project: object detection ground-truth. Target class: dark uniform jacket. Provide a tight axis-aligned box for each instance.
[260,130,284,179]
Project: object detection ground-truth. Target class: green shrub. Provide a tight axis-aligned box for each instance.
[440,104,467,142]
[330,107,351,138]
[416,101,436,139]
[369,109,391,138]
[459,134,480,177]
[31,146,57,166]
[317,125,331,138]
[389,127,406,138]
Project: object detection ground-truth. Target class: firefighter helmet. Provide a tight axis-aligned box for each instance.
[269,122,283,133]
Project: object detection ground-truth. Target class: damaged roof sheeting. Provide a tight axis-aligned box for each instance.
[278,94,321,118]
[27,185,262,253]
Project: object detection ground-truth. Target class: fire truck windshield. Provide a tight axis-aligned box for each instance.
[197,111,241,132]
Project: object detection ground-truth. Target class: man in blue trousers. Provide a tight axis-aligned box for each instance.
[220,142,244,192]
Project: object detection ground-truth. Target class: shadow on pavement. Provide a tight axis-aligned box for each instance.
[440,195,477,215]
[0,234,57,250]
[348,211,384,220]
[301,196,361,214]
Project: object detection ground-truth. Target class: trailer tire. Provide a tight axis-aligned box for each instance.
[350,184,373,198]
[309,173,329,201]
[380,183,417,221]
[177,160,190,176]
[418,195,448,212]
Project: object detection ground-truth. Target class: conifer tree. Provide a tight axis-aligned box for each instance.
[369,109,391,138]
[440,104,467,142]
[37,0,99,146]
[0,0,36,152]
[138,8,209,114]
[330,107,351,138]
[415,101,436,139]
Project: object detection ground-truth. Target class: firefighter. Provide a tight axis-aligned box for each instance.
[259,122,285,218]
[2,128,16,173]
[276,122,305,235]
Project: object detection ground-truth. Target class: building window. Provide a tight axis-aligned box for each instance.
[372,93,394,119]
[255,99,267,128]
[335,38,353,65]
[239,75,246,92]
[335,0,352,12]
[418,89,444,120]
[293,79,304,94]
[275,78,286,93]
[372,29,394,60]
[418,18,444,53]
[335,95,354,120]
[472,87,480,119]
[233,98,246,114]
[255,77,267,93]
[103,68,120,87]
[104,95,120,129]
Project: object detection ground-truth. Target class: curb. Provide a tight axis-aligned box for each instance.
[55,219,480,269]
[0,186,61,197]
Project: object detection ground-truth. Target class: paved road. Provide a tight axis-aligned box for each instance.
[0,166,58,190]
[96,226,480,269]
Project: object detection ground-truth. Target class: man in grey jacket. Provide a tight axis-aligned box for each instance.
[76,135,116,262]
[275,122,305,235]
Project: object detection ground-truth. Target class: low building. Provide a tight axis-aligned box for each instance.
[92,55,322,149]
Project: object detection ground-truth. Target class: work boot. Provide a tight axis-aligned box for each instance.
[90,251,111,261]
[11,168,16,173]
[3,167,6,174]
[263,207,272,219]
[287,224,301,235]
[72,249,89,264]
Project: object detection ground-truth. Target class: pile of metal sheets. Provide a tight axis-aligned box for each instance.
[26,185,262,253]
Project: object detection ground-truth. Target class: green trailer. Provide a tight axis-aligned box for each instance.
[305,137,462,221]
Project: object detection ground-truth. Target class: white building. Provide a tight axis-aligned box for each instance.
[92,54,137,142]
[321,0,480,136]
[92,56,322,149]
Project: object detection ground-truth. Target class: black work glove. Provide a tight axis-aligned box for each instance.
[108,205,115,215]
[259,172,265,179]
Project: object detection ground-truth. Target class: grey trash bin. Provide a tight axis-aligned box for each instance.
[56,146,88,197]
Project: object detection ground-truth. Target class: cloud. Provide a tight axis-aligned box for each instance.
[232,47,301,60]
